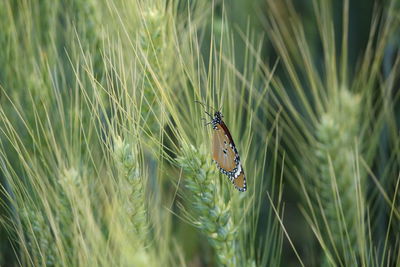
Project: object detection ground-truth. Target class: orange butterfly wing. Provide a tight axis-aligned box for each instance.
[232,170,246,192]
[212,122,247,192]
[212,124,237,173]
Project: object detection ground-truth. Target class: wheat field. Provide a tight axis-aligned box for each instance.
[0,0,399,266]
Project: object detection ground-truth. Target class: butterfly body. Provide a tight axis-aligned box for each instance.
[209,111,247,192]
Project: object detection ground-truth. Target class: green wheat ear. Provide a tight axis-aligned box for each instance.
[113,135,149,247]
[20,208,57,266]
[177,143,237,267]
[314,88,363,264]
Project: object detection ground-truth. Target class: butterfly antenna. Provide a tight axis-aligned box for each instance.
[194,100,214,119]
[195,100,216,111]
[217,103,223,114]
[205,110,213,118]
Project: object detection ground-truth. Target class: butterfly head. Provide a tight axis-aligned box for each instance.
[214,111,223,120]
[212,111,223,126]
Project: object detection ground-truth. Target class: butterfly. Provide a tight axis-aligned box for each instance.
[197,101,247,192]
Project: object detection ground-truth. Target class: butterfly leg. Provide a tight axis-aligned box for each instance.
[201,118,212,126]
